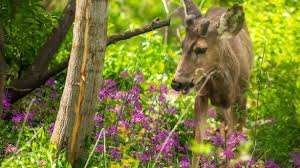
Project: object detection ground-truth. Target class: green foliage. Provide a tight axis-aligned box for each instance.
[0,0,57,79]
[1,0,300,166]
[1,127,71,167]
[244,0,300,164]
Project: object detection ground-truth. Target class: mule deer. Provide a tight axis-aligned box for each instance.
[170,0,253,167]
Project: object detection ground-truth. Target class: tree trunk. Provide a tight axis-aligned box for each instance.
[50,0,108,167]
[0,23,6,112]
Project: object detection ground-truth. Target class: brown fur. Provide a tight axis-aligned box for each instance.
[171,3,253,168]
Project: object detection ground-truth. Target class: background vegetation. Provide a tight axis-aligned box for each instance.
[0,0,299,167]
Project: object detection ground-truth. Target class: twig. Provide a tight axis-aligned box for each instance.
[161,0,170,15]
[104,129,107,168]
[84,128,105,168]
[107,18,170,45]
[16,98,35,148]
[251,40,266,158]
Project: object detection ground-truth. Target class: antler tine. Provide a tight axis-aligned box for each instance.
[181,0,201,17]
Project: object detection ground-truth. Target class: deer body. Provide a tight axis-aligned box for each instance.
[204,8,253,108]
[171,1,253,167]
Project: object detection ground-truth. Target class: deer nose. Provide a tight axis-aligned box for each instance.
[171,79,184,91]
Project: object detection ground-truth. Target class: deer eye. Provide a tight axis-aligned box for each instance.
[194,47,207,54]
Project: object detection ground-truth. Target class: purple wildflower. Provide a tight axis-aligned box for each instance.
[109,105,123,113]
[207,108,217,118]
[235,163,242,168]
[246,159,254,166]
[137,152,150,163]
[45,79,55,87]
[107,125,118,135]
[11,114,24,123]
[131,111,145,123]
[148,105,155,111]
[50,90,58,98]
[96,145,105,154]
[210,133,225,146]
[99,88,109,101]
[120,70,129,78]
[183,119,194,129]
[119,120,131,129]
[5,145,17,153]
[179,156,189,168]
[94,114,104,122]
[160,85,169,94]
[210,161,217,168]
[47,122,55,134]
[227,132,247,148]
[266,160,280,168]
[290,151,300,167]
[130,86,140,95]
[1,95,11,110]
[115,91,124,99]
[156,143,171,154]
[223,148,235,160]
[168,107,177,114]
[149,84,157,92]
[159,94,166,103]
[133,103,143,110]
[133,71,144,84]
[109,147,121,160]
[104,79,116,87]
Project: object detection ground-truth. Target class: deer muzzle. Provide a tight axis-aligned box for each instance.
[171,79,194,94]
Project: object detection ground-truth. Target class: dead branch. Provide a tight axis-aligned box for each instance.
[107,18,170,45]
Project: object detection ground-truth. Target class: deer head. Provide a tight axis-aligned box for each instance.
[171,0,245,94]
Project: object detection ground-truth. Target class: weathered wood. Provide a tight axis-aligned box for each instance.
[50,0,108,167]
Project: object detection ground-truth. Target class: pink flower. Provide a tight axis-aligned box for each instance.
[149,84,157,92]
[131,111,145,123]
[179,156,189,168]
[5,145,17,153]
[120,70,129,78]
[45,79,55,87]
[109,105,123,113]
[159,94,166,103]
[1,95,11,110]
[160,85,169,94]
[168,107,177,114]
[36,160,46,166]
[94,114,104,122]
[133,71,144,84]
[265,160,280,168]
[207,108,217,118]
[290,151,300,167]
[223,148,235,160]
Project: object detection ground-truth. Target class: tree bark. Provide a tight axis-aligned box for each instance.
[0,23,6,112]
[50,0,108,167]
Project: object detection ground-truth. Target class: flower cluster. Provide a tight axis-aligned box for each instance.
[92,70,286,167]
[1,94,11,110]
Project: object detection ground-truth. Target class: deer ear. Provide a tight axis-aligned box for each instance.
[217,4,245,39]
